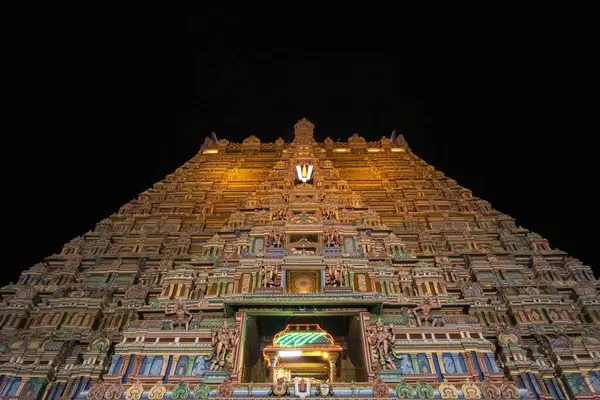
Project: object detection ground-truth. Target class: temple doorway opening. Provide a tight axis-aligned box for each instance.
[241,314,366,384]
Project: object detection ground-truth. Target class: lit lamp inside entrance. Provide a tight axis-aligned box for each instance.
[263,324,341,383]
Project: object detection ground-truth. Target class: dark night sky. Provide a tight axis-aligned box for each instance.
[3,11,598,286]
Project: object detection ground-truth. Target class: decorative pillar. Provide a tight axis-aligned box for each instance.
[231,312,247,382]
[436,354,446,374]
[12,315,23,329]
[15,378,25,398]
[170,355,181,376]
[484,311,492,325]
[252,271,258,290]
[556,377,569,398]
[269,354,279,383]
[563,374,576,394]
[121,312,130,329]
[108,356,120,375]
[78,377,91,396]
[384,281,391,295]
[584,375,594,393]
[425,353,435,375]
[45,383,57,400]
[233,274,240,293]
[60,378,74,400]
[281,269,286,289]
[461,352,475,375]
[369,273,376,293]
[535,375,550,396]
[160,356,170,377]
[130,355,143,379]
[328,353,339,383]
[475,353,487,373]
[450,353,466,374]
[410,354,420,373]
[0,376,13,396]
[187,356,196,376]
[5,314,15,329]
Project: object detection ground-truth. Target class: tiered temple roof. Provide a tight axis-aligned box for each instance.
[0,118,598,399]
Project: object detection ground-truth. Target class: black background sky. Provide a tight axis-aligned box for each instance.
[3,11,598,286]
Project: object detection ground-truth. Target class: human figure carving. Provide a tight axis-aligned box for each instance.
[327,263,347,287]
[412,295,440,327]
[322,206,335,220]
[367,319,396,370]
[164,298,193,330]
[259,264,279,288]
[267,229,283,248]
[326,228,341,246]
[210,322,240,371]
[272,207,288,221]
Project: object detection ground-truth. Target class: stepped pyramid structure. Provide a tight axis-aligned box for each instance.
[1,118,599,399]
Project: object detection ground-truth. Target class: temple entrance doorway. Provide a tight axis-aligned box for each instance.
[241,314,366,384]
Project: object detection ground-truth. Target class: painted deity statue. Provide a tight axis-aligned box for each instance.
[266,228,283,248]
[367,319,396,370]
[321,205,336,221]
[164,298,193,330]
[210,321,240,371]
[272,207,288,221]
[412,295,440,327]
[326,228,341,246]
[327,263,347,287]
[259,264,279,288]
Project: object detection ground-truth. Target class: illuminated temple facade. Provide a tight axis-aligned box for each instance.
[1,118,599,399]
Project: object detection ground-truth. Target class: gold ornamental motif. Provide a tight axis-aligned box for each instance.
[438,382,458,399]
[125,382,144,400]
[461,380,482,399]
[148,382,166,400]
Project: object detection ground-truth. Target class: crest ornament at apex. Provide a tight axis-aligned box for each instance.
[294,117,315,138]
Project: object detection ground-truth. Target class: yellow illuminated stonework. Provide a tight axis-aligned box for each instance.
[0,118,597,400]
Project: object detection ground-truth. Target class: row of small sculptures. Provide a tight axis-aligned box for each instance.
[265,228,342,248]
[256,262,349,288]
[164,291,439,333]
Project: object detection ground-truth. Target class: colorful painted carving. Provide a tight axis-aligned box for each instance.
[0,118,597,399]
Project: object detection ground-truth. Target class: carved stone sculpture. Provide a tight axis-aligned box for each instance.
[259,263,279,288]
[412,295,441,327]
[367,319,396,370]
[164,298,193,330]
[327,263,347,287]
[210,321,239,371]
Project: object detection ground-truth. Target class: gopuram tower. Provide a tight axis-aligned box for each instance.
[1,119,599,399]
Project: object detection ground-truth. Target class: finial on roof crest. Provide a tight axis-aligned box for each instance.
[294,118,315,142]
